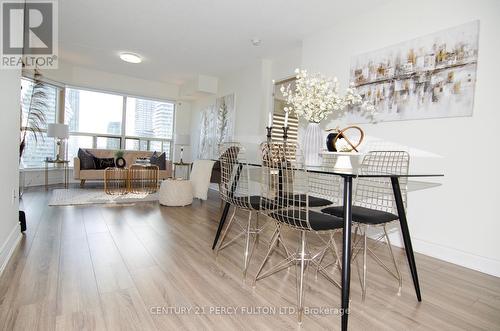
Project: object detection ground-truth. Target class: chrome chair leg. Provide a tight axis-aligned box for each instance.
[356,223,405,300]
[351,224,363,262]
[243,211,257,277]
[254,227,341,323]
[314,246,328,279]
[255,252,296,283]
[216,208,236,255]
[356,224,403,300]
[362,226,368,301]
[253,226,280,285]
[329,231,342,273]
[384,225,402,296]
[276,225,292,258]
[255,212,260,246]
[218,207,268,277]
[315,231,342,278]
[297,231,307,324]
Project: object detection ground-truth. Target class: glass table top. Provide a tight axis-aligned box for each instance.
[242,161,444,178]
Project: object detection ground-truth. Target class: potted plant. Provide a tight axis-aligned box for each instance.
[280,69,375,166]
[19,70,49,198]
[115,150,126,168]
[19,69,49,231]
[20,70,49,159]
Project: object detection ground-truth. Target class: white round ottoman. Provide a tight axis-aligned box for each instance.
[159,179,193,206]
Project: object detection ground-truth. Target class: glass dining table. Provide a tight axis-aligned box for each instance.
[211,160,444,331]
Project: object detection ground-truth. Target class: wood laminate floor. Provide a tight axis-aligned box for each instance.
[1,186,499,330]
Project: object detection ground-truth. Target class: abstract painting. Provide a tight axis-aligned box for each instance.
[198,93,235,159]
[198,104,215,159]
[348,21,479,123]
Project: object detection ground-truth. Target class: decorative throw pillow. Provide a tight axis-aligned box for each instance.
[78,149,96,169]
[150,152,166,170]
[95,157,116,170]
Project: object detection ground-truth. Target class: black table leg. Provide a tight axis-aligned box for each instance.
[341,176,353,331]
[391,177,422,301]
[212,202,231,249]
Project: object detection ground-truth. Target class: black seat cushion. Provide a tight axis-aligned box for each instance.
[269,210,343,231]
[321,206,399,225]
[279,194,332,207]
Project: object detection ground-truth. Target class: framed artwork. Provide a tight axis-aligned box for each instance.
[348,21,479,123]
[198,104,215,159]
[198,93,235,159]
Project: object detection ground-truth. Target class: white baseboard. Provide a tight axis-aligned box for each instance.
[0,224,22,276]
[384,231,500,278]
[411,238,500,277]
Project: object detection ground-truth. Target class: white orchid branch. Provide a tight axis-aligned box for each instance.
[280,69,376,123]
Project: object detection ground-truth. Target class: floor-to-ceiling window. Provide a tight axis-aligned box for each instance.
[65,88,124,163]
[20,78,58,168]
[65,87,175,165]
[20,80,175,168]
[125,97,174,154]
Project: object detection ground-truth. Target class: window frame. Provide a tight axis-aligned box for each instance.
[64,84,176,161]
[20,77,177,169]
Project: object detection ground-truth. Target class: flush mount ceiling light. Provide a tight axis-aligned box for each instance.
[251,38,261,46]
[119,52,142,63]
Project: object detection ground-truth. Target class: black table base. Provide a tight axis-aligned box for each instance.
[341,176,353,331]
[391,177,422,301]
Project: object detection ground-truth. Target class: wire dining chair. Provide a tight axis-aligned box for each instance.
[322,151,410,300]
[216,142,268,277]
[254,141,344,323]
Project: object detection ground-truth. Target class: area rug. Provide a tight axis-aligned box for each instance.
[49,189,158,206]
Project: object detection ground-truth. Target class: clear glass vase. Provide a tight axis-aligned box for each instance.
[303,122,323,166]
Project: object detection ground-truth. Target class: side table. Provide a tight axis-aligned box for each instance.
[173,162,192,180]
[44,159,70,191]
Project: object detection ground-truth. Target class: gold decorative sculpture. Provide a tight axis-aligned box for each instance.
[325,126,365,152]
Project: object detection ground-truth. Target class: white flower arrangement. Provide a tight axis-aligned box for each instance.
[280,69,375,123]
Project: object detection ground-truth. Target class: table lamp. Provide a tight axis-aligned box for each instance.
[175,134,191,164]
[47,123,69,161]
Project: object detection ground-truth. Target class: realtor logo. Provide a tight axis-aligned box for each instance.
[1,0,58,69]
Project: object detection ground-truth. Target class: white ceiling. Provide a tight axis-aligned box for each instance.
[59,0,390,85]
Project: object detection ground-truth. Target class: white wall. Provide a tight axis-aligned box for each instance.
[0,69,22,274]
[190,48,302,161]
[190,60,267,160]
[301,0,500,276]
